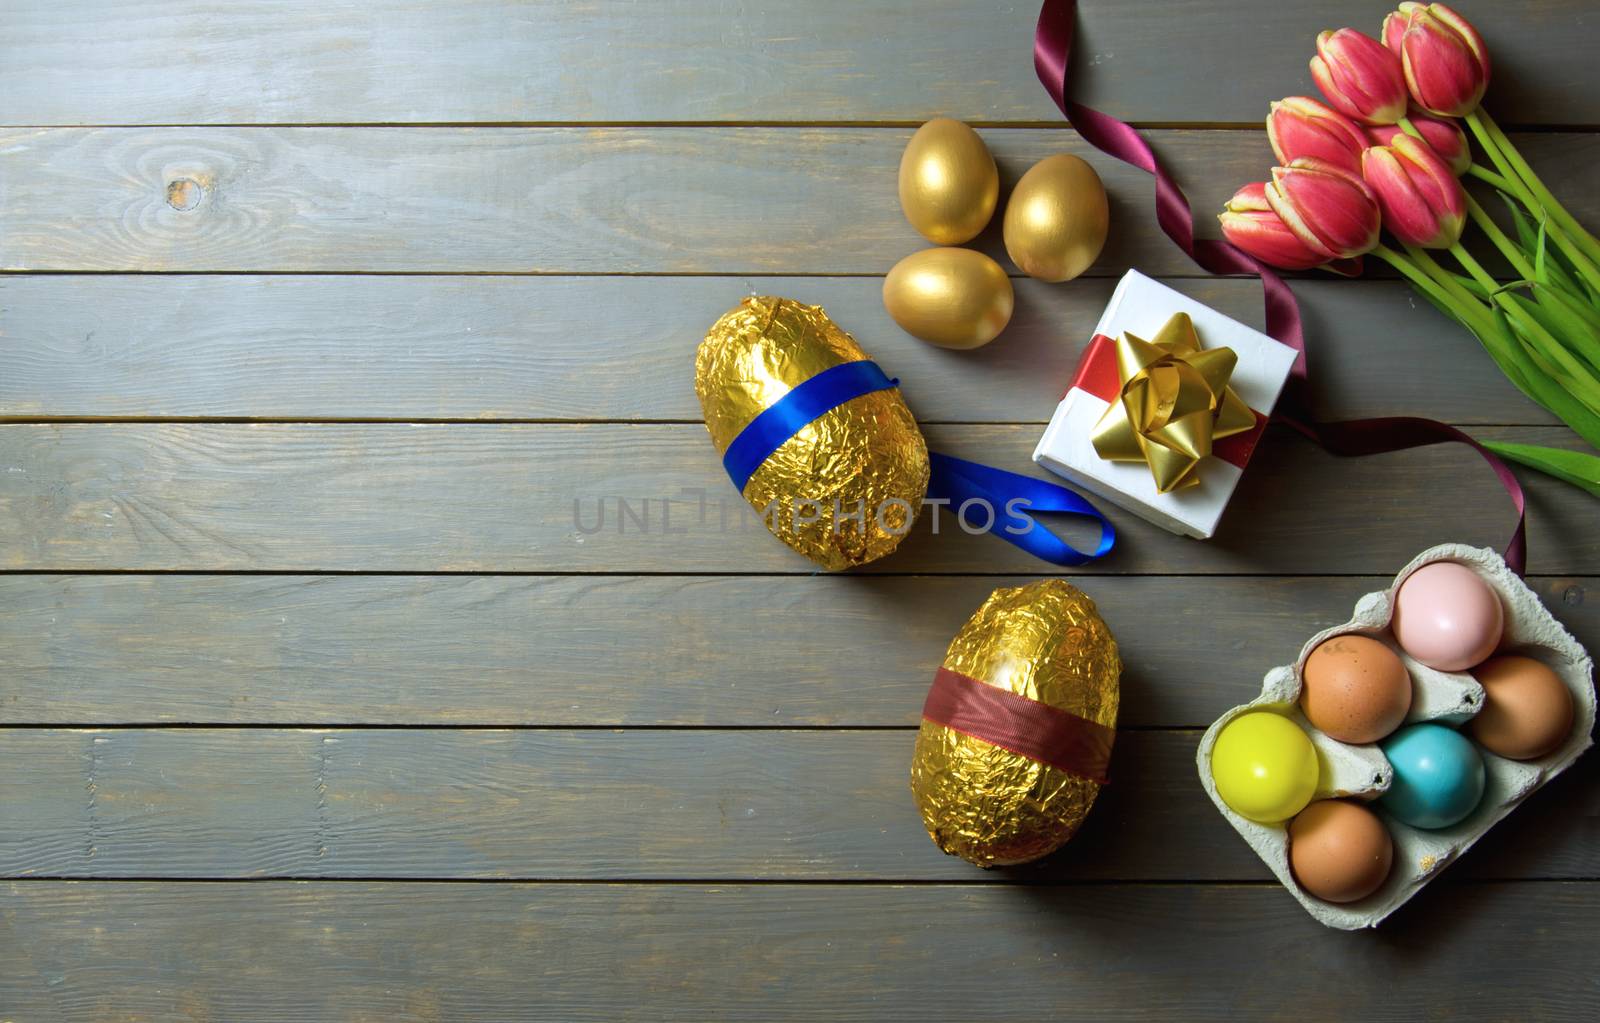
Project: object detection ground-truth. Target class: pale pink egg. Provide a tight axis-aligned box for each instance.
[1391,561,1504,671]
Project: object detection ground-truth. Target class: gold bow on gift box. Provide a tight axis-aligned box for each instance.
[1089,313,1256,493]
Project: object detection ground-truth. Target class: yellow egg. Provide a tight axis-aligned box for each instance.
[1210,711,1319,823]
[1003,154,1110,282]
[883,248,1014,350]
[898,119,1000,245]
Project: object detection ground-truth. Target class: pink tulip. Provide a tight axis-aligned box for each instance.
[1266,158,1382,260]
[1362,133,1468,248]
[1310,28,1410,125]
[1383,3,1490,117]
[1366,113,1470,176]
[1267,96,1369,174]
[1381,3,1415,52]
[1219,182,1335,270]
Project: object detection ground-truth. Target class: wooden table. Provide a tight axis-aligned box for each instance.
[2,2,1597,1019]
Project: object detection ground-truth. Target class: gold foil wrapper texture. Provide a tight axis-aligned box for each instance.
[910,579,1122,867]
[695,296,929,571]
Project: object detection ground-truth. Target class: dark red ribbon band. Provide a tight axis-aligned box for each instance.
[1034,0,1527,575]
[922,667,1114,784]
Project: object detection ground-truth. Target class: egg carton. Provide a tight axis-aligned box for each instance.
[1196,543,1596,929]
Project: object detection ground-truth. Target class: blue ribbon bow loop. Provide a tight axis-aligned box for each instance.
[926,452,1115,567]
[720,360,1115,567]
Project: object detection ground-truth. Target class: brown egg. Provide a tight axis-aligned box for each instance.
[1002,154,1109,282]
[882,247,1014,350]
[1289,799,1394,904]
[1300,634,1412,744]
[898,118,1000,245]
[1469,655,1575,760]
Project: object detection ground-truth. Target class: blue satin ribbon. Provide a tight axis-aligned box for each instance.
[722,360,897,492]
[721,360,1115,566]
[926,452,1115,567]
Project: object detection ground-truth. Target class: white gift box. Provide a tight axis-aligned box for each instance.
[1032,270,1299,539]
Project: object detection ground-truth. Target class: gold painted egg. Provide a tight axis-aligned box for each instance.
[695,296,929,572]
[910,579,1121,867]
[1002,154,1110,282]
[882,247,1014,350]
[898,118,1000,245]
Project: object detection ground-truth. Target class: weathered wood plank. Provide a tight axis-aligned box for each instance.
[2,574,1592,728]
[0,274,1559,426]
[1,127,1592,274]
[1,1,1594,127]
[3,880,1597,1021]
[0,423,1584,574]
[1,728,1593,881]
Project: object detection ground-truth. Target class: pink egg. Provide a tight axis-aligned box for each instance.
[1391,561,1504,671]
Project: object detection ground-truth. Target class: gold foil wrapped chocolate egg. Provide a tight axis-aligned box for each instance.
[898,118,1000,245]
[882,247,1014,350]
[1003,154,1110,282]
[695,296,929,571]
[911,579,1121,867]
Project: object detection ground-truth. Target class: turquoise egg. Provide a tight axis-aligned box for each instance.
[1379,723,1486,830]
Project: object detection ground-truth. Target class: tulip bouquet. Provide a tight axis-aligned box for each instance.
[1219,3,1600,494]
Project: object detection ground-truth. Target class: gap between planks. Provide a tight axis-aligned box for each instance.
[0,418,1566,426]
[0,570,1586,578]
[2,876,1592,885]
[0,723,1190,732]
[0,121,1596,132]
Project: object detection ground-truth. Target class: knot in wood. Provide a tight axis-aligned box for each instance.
[166,177,204,211]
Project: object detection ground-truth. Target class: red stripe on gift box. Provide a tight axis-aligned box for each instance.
[1068,333,1126,404]
[1067,332,1266,471]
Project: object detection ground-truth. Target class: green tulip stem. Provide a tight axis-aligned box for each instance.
[1463,110,1539,207]
[1384,242,1600,454]
[1375,244,1540,400]
[1465,163,1516,192]
[1393,245,1492,324]
[1371,245,1463,312]
[1470,108,1600,266]
[1457,110,1600,277]
[1543,218,1600,294]
[1447,241,1512,303]
[1475,108,1598,242]
[1382,245,1600,434]
[1463,194,1536,281]
[1450,242,1600,402]
[1374,244,1494,335]
[1463,116,1600,290]
[1445,243,1547,348]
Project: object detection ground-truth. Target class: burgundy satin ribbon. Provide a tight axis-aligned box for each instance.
[1278,417,1526,573]
[1033,0,1304,359]
[922,667,1114,784]
[1033,0,1527,574]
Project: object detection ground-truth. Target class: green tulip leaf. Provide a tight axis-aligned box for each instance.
[1483,441,1600,497]
[1534,285,1600,375]
[1486,310,1600,447]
